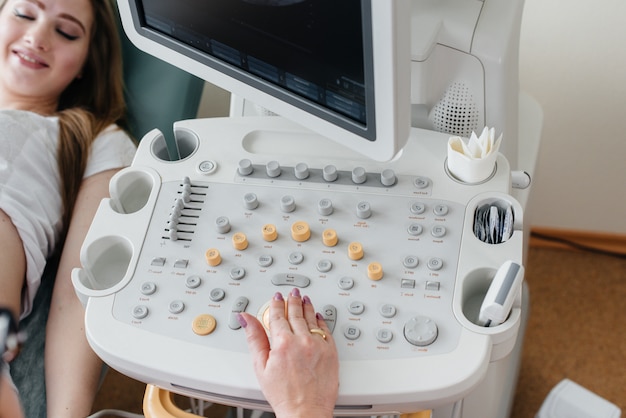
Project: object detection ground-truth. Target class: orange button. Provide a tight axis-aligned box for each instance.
[232,232,248,250]
[205,248,221,266]
[348,241,364,260]
[262,224,278,242]
[291,221,311,242]
[322,228,338,247]
[192,314,217,336]
[367,262,384,281]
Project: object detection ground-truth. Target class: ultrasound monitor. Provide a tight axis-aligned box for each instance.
[117,0,411,162]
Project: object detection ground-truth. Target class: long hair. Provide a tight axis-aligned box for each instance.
[55,0,130,231]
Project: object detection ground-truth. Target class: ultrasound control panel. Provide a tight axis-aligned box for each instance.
[74,117,525,415]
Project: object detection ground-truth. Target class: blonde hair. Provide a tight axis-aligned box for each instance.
[55,0,131,229]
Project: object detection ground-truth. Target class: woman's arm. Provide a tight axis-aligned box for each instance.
[44,168,120,418]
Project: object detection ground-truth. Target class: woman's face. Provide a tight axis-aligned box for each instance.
[0,0,93,112]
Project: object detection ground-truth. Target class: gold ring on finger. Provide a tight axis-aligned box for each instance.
[309,328,327,340]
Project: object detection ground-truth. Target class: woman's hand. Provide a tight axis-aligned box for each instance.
[239,289,339,418]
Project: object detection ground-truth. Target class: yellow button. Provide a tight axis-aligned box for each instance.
[291,221,311,242]
[367,262,384,281]
[205,248,221,266]
[192,314,217,336]
[322,228,338,247]
[348,241,364,260]
[262,224,278,242]
[232,232,248,250]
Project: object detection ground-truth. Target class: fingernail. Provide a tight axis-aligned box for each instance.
[316,312,324,321]
[290,288,301,298]
[274,292,284,301]
[303,295,312,305]
[237,313,247,328]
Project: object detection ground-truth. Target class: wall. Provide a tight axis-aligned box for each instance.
[519,0,626,234]
[197,0,626,235]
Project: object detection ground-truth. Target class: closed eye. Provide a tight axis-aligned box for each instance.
[56,29,79,41]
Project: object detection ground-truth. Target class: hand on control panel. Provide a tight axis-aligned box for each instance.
[238,289,339,418]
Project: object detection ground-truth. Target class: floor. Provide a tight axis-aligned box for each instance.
[92,245,626,417]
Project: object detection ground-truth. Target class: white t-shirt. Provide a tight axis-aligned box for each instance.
[0,110,136,318]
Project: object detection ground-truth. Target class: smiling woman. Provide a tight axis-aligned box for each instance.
[0,0,92,113]
[0,0,137,416]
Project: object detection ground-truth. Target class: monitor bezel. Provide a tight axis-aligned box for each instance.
[117,0,411,162]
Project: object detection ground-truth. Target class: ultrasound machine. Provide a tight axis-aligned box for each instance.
[73,0,542,416]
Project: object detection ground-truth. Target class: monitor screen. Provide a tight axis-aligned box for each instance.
[118,0,411,161]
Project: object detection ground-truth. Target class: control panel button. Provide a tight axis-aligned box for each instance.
[271,273,311,288]
[431,225,447,238]
[433,204,449,217]
[243,193,259,210]
[348,242,364,261]
[348,301,365,315]
[262,224,278,242]
[185,275,201,289]
[173,259,189,268]
[367,262,384,281]
[401,279,416,289]
[232,233,249,250]
[280,195,296,213]
[337,276,354,290]
[291,221,311,242]
[408,223,423,236]
[169,300,185,315]
[229,267,246,281]
[150,257,166,267]
[205,248,222,266]
[376,328,394,344]
[404,316,438,346]
[427,257,444,271]
[316,259,333,273]
[215,216,231,234]
[132,305,149,320]
[237,159,253,176]
[351,167,367,184]
[288,251,304,265]
[321,305,337,332]
[266,160,281,178]
[403,256,419,269]
[380,169,396,187]
[379,304,397,318]
[209,288,226,302]
[140,282,157,295]
[198,160,216,174]
[228,297,249,330]
[343,325,361,340]
[356,201,372,219]
[322,229,338,247]
[192,314,217,335]
[294,162,309,179]
[322,165,338,182]
[413,176,430,189]
[258,254,274,268]
[318,198,334,216]
[409,202,426,215]
[425,281,441,291]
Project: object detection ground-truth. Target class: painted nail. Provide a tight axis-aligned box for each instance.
[237,313,247,328]
[316,312,324,321]
[303,295,312,305]
[291,288,301,298]
[274,292,284,301]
